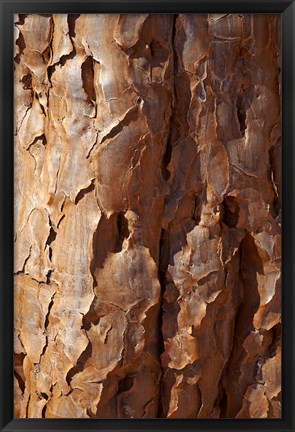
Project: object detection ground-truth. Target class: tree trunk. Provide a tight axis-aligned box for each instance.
[14,13,281,418]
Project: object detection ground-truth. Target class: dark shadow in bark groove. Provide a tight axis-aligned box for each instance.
[221,233,263,417]
[156,15,181,418]
[115,212,129,253]
[66,341,92,385]
[236,90,247,137]
[222,196,240,228]
[14,28,26,64]
[117,375,134,395]
[21,73,32,90]
[81,56,96,102]
[269,137,281,218]
[235,234,263,338]
[68,14,80,39]
[14,369,25,395]
[75,181,95,205]
[46,224,57,262]
[269,323,281,357]
[100,106,139,144]
[83,210,130,330]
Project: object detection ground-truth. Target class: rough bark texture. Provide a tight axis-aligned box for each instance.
[14,13,281,418]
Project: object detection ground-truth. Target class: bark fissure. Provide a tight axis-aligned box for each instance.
[156,15,178,416]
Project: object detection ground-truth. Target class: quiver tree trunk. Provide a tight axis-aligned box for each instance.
[14,13,281,419]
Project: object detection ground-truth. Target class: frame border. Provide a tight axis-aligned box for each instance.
[0,1,294,431]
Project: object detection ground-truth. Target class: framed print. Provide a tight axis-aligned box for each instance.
[0,0,294,431]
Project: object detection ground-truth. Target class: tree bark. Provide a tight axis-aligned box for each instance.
[14,13,281,418]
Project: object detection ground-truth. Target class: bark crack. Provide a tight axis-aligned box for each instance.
[157,13,178,417]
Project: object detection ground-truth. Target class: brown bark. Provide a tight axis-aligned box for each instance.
[14,13,281,418]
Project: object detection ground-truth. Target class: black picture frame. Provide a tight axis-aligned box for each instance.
[0,0,294,431]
